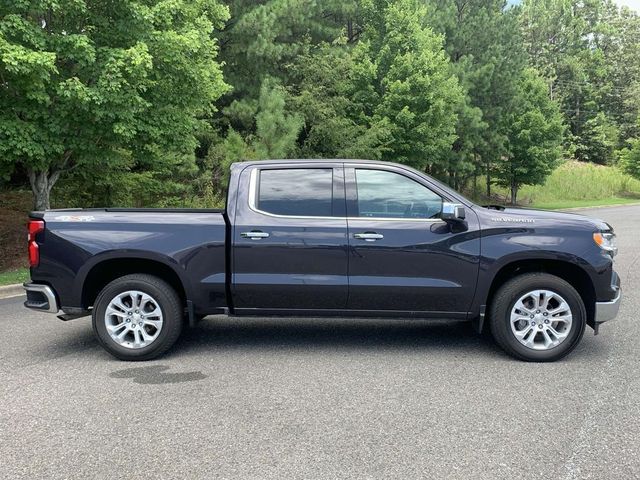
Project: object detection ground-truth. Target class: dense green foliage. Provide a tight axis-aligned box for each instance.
[619,138,640,179]
[1,0,229,209]
[1,0,639,208]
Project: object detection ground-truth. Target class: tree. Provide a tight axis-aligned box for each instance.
[574,112,619,164]
[495,68,565,204]
[0,0,229,209]
[598,5,640,144]
[252,79,303,159]
[518,0,640,163]
[619,138,640,180]
[211,0,462,179]
[207,78,303,197]
[363,0,463,172]
[425,0,526,192]
[291,40,390,160]
[216,0,355,132]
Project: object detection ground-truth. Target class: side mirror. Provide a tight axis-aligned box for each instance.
[441,202,466,221]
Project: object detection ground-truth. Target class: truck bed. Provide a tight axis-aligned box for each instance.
[30,209,228,315]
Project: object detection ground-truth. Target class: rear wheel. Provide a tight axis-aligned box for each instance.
[489,273,586,362]
[92,274,183,361]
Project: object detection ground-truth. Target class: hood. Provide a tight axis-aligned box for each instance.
[478,206,611,231]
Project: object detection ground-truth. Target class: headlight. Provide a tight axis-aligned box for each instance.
[593,231,617,256]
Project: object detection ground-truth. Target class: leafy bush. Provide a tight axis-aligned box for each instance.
[619,139,640,180]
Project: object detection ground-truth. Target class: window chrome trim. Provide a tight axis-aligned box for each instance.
[247,166,446,223]
[347,217,443,223]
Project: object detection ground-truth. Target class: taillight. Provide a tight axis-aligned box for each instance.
[27,220,45,267]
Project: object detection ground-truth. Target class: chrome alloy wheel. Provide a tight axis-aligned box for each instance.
[509,289,573,350]
[104,290,164,349]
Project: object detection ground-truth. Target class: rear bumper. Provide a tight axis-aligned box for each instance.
[23,283,59,313]
[595,272,621,324]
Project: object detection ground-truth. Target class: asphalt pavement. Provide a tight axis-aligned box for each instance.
[1,205,639,479]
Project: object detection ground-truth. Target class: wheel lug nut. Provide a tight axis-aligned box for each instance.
[127,312,132,316]
[536,310,540,314]
[531,321,536,326]
[543,312,548,316]
[530,314,534,319]
[126,319,130,323]
[538,324,543,329]
[135,310,139,314]
[544,319,549,324]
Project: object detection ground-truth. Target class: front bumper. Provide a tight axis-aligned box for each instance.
[595,273,621,324]
[23,283,59,313]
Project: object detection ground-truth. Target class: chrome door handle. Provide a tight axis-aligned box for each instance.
[241,231,270,240]
[353,232,384,241]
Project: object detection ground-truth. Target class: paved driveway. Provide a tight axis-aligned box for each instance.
[1,205,638,479]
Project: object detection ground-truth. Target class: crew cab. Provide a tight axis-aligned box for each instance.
[24,160,622,361]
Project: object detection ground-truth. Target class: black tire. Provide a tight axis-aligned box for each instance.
[489,273,586,362]
[92,274,183,361]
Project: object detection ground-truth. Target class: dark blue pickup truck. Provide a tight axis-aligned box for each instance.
[24,160,621,361]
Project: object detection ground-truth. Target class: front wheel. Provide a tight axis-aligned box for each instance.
[92,274,183,361]
[489,273,586,362]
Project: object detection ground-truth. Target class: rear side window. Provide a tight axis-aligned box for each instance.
[257,168,334,216]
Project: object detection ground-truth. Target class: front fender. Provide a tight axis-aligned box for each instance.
[470,225,611,319]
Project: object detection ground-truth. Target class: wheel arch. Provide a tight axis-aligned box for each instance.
[482,258,596,332]
[80,255,189,310]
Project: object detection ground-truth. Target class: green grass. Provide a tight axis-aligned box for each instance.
[528,197,640,210]
[0,268,29,287]
[478,161,640,210]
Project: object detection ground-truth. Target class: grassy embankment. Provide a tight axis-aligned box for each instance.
[0,268,29,286]
[477,161,640,210]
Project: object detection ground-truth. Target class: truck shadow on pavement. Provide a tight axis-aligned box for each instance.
[30,316,602,364]
[176,317,502,357]
[173,316,604,361]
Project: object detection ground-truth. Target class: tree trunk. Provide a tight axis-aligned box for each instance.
[28,169,61,211]
[486,160,491,198]
[510,183,518,205]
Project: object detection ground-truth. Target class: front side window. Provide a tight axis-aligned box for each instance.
[257,168,333,216]
[355,169,443,219]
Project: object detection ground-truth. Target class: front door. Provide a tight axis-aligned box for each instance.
[231,164,349,312]
[345,166,480,317]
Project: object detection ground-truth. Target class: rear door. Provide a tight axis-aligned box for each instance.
[231,163,348,312]
[345,165,480,317]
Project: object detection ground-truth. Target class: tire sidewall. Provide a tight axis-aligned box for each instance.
[93,277,180,360]
[492,275,586,362]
